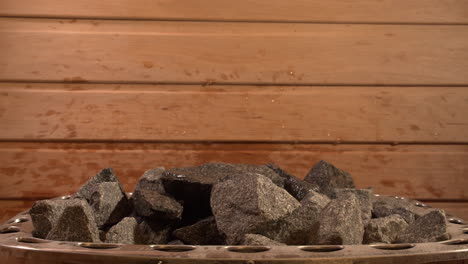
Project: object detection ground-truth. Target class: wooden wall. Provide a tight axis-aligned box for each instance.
[1,0,467,222]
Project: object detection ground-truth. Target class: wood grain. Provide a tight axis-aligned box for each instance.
[1,83,468,143]
[429,202,468,221]
[1,18,468,85]
[1,0,467,24]
[1,200,467,224]
[0,142,467,200]
[0,200,33,223]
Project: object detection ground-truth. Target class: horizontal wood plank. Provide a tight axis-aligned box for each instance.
[1,18,467,85]
[1,200,467,224]
[0,200,34,223]
[0,142,467,200]
[1,83,468,143]
[1,0,468,24]
[428,202,468,221]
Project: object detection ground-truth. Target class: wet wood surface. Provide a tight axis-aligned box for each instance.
[1,83,468,143]
[0,200,34,223]
[1,18,468,85]
[1,0,468,23]
[0,0,467,230]
[0,142,467,200]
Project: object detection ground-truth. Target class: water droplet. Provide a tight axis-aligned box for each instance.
[327,133,331,137]
[289,71,294,76]
[271,99,275,103]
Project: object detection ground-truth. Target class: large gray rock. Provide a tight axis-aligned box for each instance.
[132,168,183,222]
[172,216,225,245]
[75,168,120,199]
[133,167,166,193]
[316,193,364,245]
[372,196,417,224]
[231,164,285,187]
[88,182,132,227]
[266,163,319,201]
[396,209,449,243]
[46,199,100,242]
[162,163,284,225]
[132,188,183,221]
[30,199,68,238]
[242,234,285,246]
[269,191,330,244]
[363,215,408,244]
[211,173,300,244]
[335,188,373,223]
[161,163,244,224]
[136,220,172,244]
[304,160,355,198]
[105,217,139,244]
[73,168,131,227]
[302,191,331,209]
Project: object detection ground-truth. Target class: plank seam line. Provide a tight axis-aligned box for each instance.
[0,139,467,145]
[1,80,468,88]
[1,15,468,26]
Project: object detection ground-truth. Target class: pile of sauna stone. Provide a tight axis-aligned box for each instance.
[30,161,450,245]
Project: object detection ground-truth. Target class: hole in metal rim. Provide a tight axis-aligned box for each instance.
[370,243,415,250]
[441,239,468,245]
[151,245,196,252]
[0,226,20,234]
[299,245,344,252]
[449,218,464,225]
[226,246,271,253]
[17,237,50,243]
[57,242,73,246]
[78,242,120,249]
[8,217,29,224]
